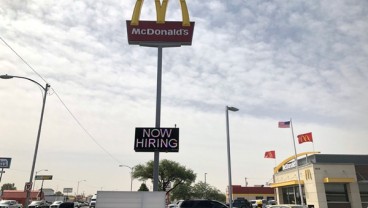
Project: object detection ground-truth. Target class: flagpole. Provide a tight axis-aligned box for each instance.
[290,118,304,206]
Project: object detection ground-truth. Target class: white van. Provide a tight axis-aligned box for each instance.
[89,194,97,208]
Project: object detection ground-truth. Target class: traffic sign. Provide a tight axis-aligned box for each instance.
[35,175,53,180]
[0,158,11,168]
[24,182,32,191]
[63,188,73,193]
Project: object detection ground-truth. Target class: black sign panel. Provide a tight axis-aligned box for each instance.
[135,128,179,152]
[35,175,53,180]
[0,158,11,168]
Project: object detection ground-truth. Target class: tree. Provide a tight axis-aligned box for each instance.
[138,183,149,191]
[55,191,63,196]
[170,182,193,201]
[1,183,16,191]
[171,181,226,202]
[132,159,196,192]
[192,182,226,202]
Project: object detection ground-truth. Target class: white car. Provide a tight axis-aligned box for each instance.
[50,201,63,208]
[0,200,23,208]
[267,205,307,208]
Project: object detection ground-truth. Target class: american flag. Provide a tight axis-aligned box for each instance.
[278,121,290,128]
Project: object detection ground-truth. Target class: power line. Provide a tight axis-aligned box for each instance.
[0,36,122,165]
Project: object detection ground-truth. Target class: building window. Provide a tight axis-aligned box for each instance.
[359,183,368,202]
[325,183,349,202]
[281,186,305,204]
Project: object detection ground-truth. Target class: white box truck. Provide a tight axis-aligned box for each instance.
[95,191,166,208]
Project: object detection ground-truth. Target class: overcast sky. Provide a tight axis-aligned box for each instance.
[1,0,367,196]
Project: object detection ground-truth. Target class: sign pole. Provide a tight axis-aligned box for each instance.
[0,168,4,183]
[127,0,194,192]
[153,46,163,191]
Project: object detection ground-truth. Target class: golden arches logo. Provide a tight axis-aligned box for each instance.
[305,169,313,180]
[131,0,191,26]
[297,132,313,144]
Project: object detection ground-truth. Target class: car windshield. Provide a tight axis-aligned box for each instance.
[30,201,43,205]
[0,201,12,204]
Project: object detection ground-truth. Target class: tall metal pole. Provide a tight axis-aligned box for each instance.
[153,46,163,191]
[33,169,48,190]
[290,119,304,206]
[0,168,4,183]
[26,82,49,207]
[130,170,133,191]
[77,180,86,196]
[0,74,50,208]
[226,106,239,208]
[119,165,133,191]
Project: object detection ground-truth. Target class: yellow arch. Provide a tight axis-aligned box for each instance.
[274,151,320,174]
[131,0,191,26]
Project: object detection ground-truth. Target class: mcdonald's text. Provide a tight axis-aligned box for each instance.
[126,20,194,46]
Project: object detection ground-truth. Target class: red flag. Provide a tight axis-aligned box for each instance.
[264,150,276,159]
[297,132,313,144]
[278,121,290,128]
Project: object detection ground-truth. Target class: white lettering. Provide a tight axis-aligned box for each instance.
[135,138,178,149]
[131,28,189,36]
[283,161,297,170]
[160,129,172,137]
[169,139,177,148]
[135,138,145,148]
[148,138,156,147]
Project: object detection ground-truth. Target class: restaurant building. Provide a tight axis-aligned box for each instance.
[227,185,275,204]
[270,152,368,208]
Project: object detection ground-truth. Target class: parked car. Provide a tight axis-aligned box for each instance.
[168,200,184,208]
[267,200,277,206]
[177,199,228,208]
[233,198,251,208]
[267,205,307,208]
[0,200,23,208]
[89,195,97,208]
[50,201,63,208]
[59,202,74,208]
[28,200,50,208]
[250,200,267,208]
[168,204,177,208]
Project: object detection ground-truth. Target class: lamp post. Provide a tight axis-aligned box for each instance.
[0,74,50,208]
[77,180,86,196]
[33,169,48,190]
[204,173,207,185]
[119,165,134,191]
[226,106,239,208]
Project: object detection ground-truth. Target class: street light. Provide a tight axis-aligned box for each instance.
[204,173,207,185]
[0,74,50,208]
[77,180,86,196]
[119,165,134,191]
[226,106,239,208]
[33,169,48,190]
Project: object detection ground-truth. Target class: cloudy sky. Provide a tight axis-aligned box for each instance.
[1,0,367,196]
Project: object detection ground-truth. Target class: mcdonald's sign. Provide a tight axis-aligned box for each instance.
[305,169,313,180]
[126,0,195,46]
[297,132,313,144]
